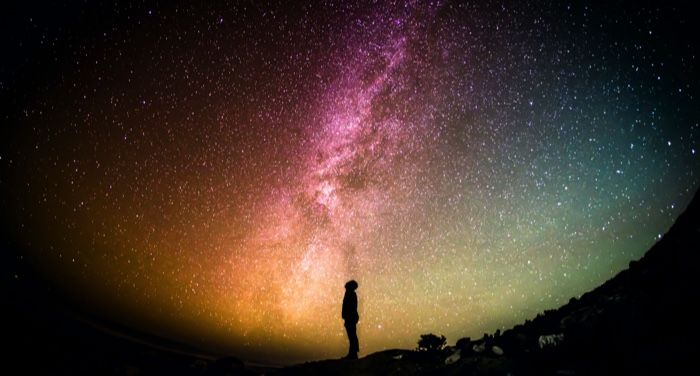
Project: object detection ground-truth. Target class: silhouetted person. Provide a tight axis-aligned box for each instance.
[342,280,359,359]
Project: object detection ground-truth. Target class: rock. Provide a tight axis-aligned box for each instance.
[455,337,471,349]
[445,349,461,365]
[538,333,564,349]
[492,345,504,356]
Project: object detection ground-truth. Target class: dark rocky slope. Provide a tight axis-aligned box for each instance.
[275,190,700,375]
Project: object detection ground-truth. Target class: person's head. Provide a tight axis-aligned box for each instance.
[345,280,358,291]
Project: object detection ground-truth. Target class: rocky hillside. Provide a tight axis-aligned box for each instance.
[275,190,699,375]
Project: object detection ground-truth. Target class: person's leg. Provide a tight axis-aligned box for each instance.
[350,323,359,354]
[345,322,358,358]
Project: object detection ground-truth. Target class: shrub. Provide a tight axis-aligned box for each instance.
[417,333,447,352]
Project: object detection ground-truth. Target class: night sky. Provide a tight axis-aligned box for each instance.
[2,0,699,364]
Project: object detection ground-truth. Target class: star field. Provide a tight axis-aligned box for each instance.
[1,0,699,363]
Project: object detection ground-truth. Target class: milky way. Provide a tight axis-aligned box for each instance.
[2,0,699,363]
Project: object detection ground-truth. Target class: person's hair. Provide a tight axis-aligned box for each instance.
[345,280,358,290]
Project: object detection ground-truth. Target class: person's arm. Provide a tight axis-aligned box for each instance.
[352,294,359,320]
[342,293,348,319]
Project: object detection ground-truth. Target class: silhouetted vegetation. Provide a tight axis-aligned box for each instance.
[416,333,446,353]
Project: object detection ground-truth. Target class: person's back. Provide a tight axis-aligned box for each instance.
[342,280,359,359]
[342,289,358,322]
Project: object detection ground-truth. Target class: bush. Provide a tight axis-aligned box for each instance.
[417,333,447,352]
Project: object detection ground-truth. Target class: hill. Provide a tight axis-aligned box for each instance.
[274,190,699,375]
